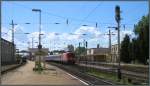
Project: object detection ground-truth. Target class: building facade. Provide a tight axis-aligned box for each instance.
[86,48,109,62]
[111,44,118,63]
[1,38,16,65]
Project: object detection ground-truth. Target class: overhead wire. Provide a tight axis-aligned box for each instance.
[8,2,135,26]
[73,2,102,30]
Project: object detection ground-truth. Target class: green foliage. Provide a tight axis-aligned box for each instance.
[133,15,149,64]
[121,14,149,65]
[67,44,74,52]
[52,50,65,54]
[120,34,132,63]
[75,47,86,56]
[15,54,22,63]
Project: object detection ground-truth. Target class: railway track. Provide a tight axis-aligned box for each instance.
[78,63,148,84]
[47,62,115,85]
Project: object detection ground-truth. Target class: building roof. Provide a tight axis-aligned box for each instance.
[111,44,118,46]
[87,47,109,50]
[1,38,15,45]
[87,47,109,55]
[28,48,49,53]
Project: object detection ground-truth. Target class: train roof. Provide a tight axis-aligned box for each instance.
[48,54,61,56]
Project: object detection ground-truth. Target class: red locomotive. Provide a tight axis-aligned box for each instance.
[45,52,75,64]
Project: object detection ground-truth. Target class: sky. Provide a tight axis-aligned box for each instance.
[1,1,149,51]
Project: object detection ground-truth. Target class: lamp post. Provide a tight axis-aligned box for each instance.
[32,9,42,70]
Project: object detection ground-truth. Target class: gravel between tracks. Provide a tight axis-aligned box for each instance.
[47,62,115,85]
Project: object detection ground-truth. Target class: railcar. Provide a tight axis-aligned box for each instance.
[45,52,75,64]
[45,55,61,62]
[61,52,75,64]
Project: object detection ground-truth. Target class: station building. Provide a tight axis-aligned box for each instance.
[86,48,109,62]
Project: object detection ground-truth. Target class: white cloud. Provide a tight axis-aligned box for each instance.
[1,25,136,50]
[74,26,101,38]
[111,30,135,45]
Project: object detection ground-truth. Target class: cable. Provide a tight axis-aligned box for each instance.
[73,2,102,30]
[9,2,135,26]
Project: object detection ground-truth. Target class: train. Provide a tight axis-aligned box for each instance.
[45,52,75,64]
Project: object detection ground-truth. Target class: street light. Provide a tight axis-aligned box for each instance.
[32,9,42,46]
[32,8,42,70]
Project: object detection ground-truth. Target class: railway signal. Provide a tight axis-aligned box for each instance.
[115,5,122,81]
[96,22,98,28]
[66,19,69,25]
[85,41,88,48]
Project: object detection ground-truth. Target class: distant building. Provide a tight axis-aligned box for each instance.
[86,48,109,62]
[87,48,109,55]
[111,44,118,63]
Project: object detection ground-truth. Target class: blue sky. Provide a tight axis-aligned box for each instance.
[2,1,149,51]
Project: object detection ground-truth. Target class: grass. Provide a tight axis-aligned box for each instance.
[33,61,44,74]
[86,68,133,85]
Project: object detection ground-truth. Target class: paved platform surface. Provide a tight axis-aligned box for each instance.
[1,61,87,85]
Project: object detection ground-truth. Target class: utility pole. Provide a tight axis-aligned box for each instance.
[78,42,81,63]
[106,29,115,54]
[0,1,1,84]
[10,20,17,44]
[10,20,17,64]
[83,39,86,62]
[28,41,30,49]
[115,5,122,81]
[32,37,34,48]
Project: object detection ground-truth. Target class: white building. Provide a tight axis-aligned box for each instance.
[111,44,118,63]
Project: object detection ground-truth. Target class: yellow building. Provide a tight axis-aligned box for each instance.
[86,48,109,62]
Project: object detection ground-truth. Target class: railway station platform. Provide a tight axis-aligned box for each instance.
[1,64,21,73]
[1,61,87,85]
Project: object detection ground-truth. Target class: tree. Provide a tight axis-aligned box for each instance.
[67,44,74,52]
[120,34,132,63]
[52,50,65,54]
[131,38,139,63]
[133,15,149,64]
[75,47,86,55]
